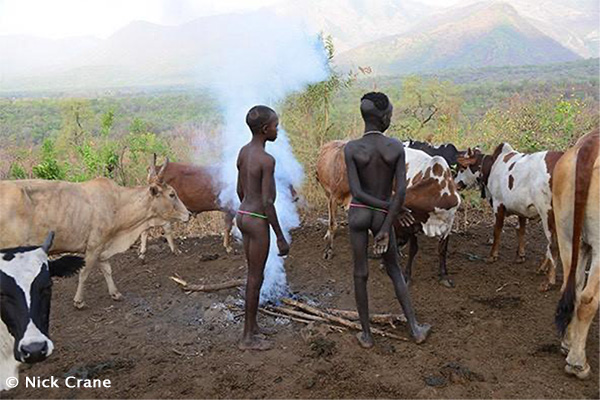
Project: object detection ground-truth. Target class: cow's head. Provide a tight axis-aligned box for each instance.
[147,155,190,223]
[456,147,483,190]
[0,232,84,364]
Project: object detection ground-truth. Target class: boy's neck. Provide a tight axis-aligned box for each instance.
[250,134,267,148]
[364,122,386,134]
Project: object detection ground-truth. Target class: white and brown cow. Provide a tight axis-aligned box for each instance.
[0,163,190,309]
[1,232,84,391]
[456,143,563,291]
[316,140,461,286]
[554,130,599,380]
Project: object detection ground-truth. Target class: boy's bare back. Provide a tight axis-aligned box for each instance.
[237,144,275,215]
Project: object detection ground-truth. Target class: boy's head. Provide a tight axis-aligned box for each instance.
[246,105,279,141]
[360,92,393,132]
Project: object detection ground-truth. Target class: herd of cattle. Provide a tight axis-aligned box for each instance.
[0,130,597,391]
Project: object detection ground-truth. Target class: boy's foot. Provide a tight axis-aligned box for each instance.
[356,332,374,349]
[412,323,432,344]
[239,336,273,351]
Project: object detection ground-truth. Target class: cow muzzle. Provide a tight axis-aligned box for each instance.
[18,340,51,363]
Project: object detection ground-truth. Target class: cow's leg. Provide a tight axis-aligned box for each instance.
[515,216,527,263]
[323,196,337,260]
[564,247,598,380]
[538,209,557,291]
[404,234,418,285]
[98,261,122,301]
[139,229,148,263]
[73,253,98,309]
[163,222,181,255]
[438,235,454,288]
[223,211,235,253]
[486,204,505,263]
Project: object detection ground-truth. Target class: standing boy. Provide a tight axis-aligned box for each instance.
[344,92,431,347]
[236,105,289,351]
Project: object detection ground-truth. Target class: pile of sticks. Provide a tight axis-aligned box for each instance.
[170,275,408,342]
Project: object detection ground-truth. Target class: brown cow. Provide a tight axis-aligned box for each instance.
[316,140,461,286]
[139,156,235,261]
[554,130,599,380]
[0,162,190,308]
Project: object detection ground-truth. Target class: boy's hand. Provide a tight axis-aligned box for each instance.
[398,207,415,227]
[277,237,290,257]
[373,230,389,256]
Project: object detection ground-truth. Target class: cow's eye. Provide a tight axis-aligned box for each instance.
[169,192,176,199]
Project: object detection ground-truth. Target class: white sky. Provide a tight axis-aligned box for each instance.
[0,0,285,38]
[0,0,469,39]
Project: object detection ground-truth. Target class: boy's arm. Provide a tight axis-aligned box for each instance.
[261,156,289,256]
[374,145,407,255]
[344,145,390,210]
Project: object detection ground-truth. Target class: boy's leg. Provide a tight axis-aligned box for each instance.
[238,215,271,350]
[349,209,374,348]
[381,226,432,344]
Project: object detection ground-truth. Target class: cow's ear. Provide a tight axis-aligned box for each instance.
[149,184,161,197]
[49,255,84,278]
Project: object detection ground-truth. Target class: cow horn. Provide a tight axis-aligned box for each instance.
[41,231,55,254]
[157,157,169,181]
[148,154,158,178]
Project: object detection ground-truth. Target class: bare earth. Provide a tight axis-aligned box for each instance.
[6,216,599,399]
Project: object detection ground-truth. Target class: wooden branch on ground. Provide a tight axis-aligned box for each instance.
[325,308,407,324]
[270,306,327,322]
[170,276,245,292]
[259,308,313,324]
[282,298,408,341]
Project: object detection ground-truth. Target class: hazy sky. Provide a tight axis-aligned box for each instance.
[0,0,466,39]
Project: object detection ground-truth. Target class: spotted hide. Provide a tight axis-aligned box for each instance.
[456,143,563,291]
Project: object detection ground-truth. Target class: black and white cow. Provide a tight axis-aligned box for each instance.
[0,232,84,391]
[404,139,466,169]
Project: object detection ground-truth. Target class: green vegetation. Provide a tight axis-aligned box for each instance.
[0,57,598,211]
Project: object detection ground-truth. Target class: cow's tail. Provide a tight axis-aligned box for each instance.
[555,135,598,337]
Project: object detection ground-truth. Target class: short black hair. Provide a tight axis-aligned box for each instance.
[246,105,277,133]
[361,92,390,111]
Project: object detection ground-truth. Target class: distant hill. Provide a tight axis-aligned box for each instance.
[0,0,592,94]
[336,2,582,75]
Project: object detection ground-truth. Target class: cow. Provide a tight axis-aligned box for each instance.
[316,140,461,287]
[554,130,599,380]
[0,161,190,309]
[455,144,563,291]
[404,139,466,169]
[1,232,84,390]
[139,157,236,262]
[140,155,303,261]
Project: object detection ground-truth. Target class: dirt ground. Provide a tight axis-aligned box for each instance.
[6,214,599,399]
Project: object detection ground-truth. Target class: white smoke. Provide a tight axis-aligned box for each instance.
[202,9,329,303]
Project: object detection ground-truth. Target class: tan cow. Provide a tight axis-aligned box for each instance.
[0,162,190,308]
[316,140,461,286]
[139,157,235,261]
[554,130,599,380]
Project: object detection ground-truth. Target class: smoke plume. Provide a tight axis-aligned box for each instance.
[203,9,329,303]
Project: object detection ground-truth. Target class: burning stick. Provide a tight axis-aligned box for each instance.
[170,276,245,292]
[282,298,408,342]
[325,308,407,325]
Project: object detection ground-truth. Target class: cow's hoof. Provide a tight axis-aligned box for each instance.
[225,246,233,254]
[485,256,498,264]
[515,255,526,264]
[173,249,182,256]
[439,278,455,288]
[73,300,86,309]
[565,363,591,380]
[111,292,124,301]
[139,256,146,265]
[323,249,334,260]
